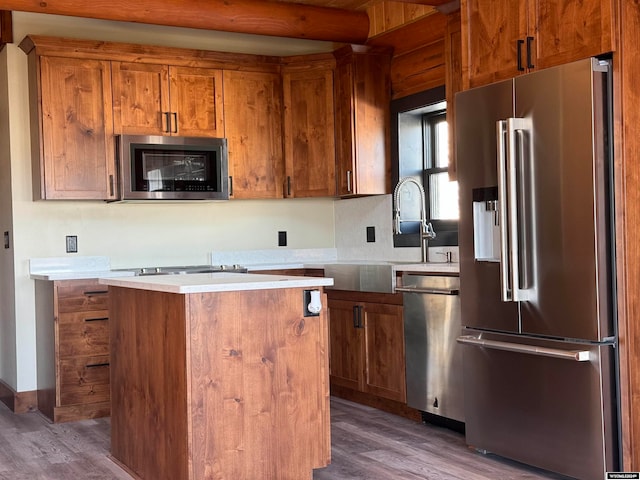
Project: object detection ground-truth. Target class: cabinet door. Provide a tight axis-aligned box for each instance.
[112,62,170,135]
[362,302,406,402]
[461,0,529,88]
[223,70,284,199]
[328,299,363,391]
[282,67,336,198]
[170,66,224,137]
[38,56,116,200]
[532,0,615,71]
[335,50,391,196]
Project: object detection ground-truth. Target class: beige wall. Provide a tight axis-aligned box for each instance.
[1,13,338,392]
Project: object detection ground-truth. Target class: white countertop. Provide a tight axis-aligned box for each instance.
[99,272,334,294]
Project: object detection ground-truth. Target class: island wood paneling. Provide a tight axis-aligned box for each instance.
[109,288,189,480]
[109,286,330,480]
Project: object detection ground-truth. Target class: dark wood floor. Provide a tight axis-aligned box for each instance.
[0,397,570,479]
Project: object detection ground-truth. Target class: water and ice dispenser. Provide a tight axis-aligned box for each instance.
[473,187,501,262]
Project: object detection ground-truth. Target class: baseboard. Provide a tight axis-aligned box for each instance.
[330,384,422,422]
[0,380,38,414]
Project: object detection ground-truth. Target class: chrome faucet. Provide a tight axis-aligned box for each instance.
[393,177,436,263]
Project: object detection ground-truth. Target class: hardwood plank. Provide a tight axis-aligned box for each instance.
[0,396,570,479]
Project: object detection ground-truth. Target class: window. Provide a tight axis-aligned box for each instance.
[423,110,459,223]
[391,86,459,247]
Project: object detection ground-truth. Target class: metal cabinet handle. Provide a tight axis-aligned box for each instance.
[83,290,108,296]
[395,286,459,295]
[229,176,233,196]
[287,176,292,197]
[352,305,364,328]
[456,335,591,362]
[171,112,178,133]
[109,174,114,197]
[517,39,525,71]
[346,170,353,194]
[84,317,108,322]
[86,362,110,368]
[526,36,535,69]
[163,112,171,133]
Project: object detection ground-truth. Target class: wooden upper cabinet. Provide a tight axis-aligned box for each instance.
[445,10,462,181]
[29,55,116,200]
[223,70,284,199]
[461,0,615,89]
[113,62,224,137]
[112,62,169,135]
[334,45,392,197]
[169,66,224,137]
[282,58,336,198]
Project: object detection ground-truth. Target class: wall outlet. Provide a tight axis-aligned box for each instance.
[278,231,287,247]
[66,235,78,253]
[366,226,376,243]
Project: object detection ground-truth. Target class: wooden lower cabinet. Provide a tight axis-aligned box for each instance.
[328,291,406,403]
[35,279,111,423]
[109,286,330,480]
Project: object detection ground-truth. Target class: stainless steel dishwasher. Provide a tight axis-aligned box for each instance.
[396,273,464,423]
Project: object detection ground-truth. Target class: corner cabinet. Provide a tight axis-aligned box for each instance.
[282,55,337,198]
[20,38,117,200]
[327,290,406,403]
[334,45,392,197]
[112,62,224,137]
[461,0,616,88]
[35,279,111,423]
[223,70,284,199]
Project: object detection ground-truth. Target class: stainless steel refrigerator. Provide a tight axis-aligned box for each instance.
[455,57,620,479]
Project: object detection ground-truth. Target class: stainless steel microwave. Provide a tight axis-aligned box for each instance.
[116,135,229,201]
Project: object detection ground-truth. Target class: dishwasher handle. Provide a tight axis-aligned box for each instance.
[395,286,459,295]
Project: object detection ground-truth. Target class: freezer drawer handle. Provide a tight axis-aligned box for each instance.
[395,286,459,296]
[456,335,591,362]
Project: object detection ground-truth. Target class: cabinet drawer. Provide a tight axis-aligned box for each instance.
[57,282,109,313]
[58,315,109,358]
[59,355,110,387]
[59,381,110,406]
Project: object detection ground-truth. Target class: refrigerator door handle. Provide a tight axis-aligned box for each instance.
[456,335,591,362]
[506,117,532,302]
[496,119,512,301]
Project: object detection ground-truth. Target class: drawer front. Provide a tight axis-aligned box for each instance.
[58,356,110,407]
[57,281,109,313]
[58,315,109,357]
[59,356,110,406]
[59,381,110,406]
[59,355,110,386]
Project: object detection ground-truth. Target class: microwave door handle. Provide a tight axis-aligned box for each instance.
[496,120,512,302]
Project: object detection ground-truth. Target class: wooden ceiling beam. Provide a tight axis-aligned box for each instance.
[0,0,370,44]
[0,10,13,49]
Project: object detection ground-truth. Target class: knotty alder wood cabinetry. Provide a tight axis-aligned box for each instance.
[282,55,336,198]
[328,290,406,403]
[34,279,111,423]
[21,46,117,200]
[109,286,330,480]
[223,69,284,199]
[334,45,392,197]
[112,62,224,137]
[460,0,616,88]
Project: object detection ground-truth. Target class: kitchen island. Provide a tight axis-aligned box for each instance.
[99,272,333,480]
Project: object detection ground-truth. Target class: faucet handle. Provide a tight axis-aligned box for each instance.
[423,221,437,239]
